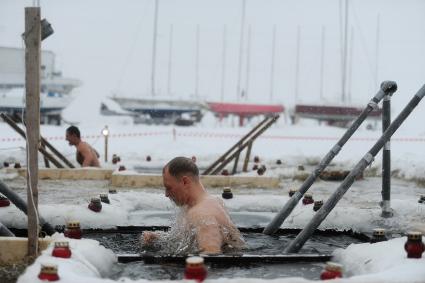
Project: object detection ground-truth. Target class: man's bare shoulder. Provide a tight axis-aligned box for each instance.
[188,196,223,221]
[77,141,90,150]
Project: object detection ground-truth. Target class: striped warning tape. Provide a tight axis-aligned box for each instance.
[1,132,425,142]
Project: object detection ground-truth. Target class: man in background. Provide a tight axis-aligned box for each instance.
[65,126,100,167]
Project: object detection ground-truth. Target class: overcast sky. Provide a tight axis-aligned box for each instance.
[1,0,425,120]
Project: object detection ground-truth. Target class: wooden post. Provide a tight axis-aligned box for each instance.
[232,150,241,175]
[242,140,253,172]
[41,143,50,168]
[24,6,41,257]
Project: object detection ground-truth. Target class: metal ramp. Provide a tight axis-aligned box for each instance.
[203,114,279,175]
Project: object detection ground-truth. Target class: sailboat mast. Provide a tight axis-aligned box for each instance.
[245,25,252,101]
[220,25,227,101]
[167,24,173,96]
[269,25,276,102]
[374,14,380,90]
[236,0,247,101]
[294,26,301,103]
[341,0,349,103]
[347,26,354,103]
[195,24,200,97]
[151,0,159,97]
[319,26,326,101]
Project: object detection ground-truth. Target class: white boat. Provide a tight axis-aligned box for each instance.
[0,46,81,125]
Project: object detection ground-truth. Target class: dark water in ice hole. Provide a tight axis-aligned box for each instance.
[86,232,363,280]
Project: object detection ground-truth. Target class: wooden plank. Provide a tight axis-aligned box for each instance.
[16,168,113,180]
[24,6,41,258]
[111,173,280,188]
[0,237,52,264]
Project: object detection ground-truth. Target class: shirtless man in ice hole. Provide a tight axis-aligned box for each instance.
[143,156,245,254]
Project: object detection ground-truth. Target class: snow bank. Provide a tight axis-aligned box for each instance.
[17,233,116,283]
[17,234,425,283]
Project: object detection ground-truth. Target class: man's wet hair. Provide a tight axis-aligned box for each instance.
[164,156,199,179]
[66,126,80,139]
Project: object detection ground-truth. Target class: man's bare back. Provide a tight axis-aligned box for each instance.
[76,142,100,167]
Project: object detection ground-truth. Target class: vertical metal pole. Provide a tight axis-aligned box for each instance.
[220,25,227,102]
[284,84,425,253]
[104,135,108,163]
[381,94,393,217]
[269,25,276,102]
[24,6,40,257]
[236,0,246,101]
[151,0,159,96]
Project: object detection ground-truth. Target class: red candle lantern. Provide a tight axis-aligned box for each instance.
[0,195,10,207]
[64,221,82,239]
[302,193,314,205]
[405,231,425,259]
[184,256,207,282]
[320,262,343,280]
[38,264,59,281]
[52,241,72,258]
[88,198,102,212]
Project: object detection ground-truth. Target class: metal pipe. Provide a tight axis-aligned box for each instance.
[0,222,14,237]
[263,81,397,235]
[0,180,55,235]
[381,93,393,217]
[284,84,425,253]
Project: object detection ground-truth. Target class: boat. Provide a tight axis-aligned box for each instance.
[110,96,205,125]
[0,47,81,125]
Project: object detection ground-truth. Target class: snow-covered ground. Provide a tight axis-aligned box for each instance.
[1,116,425,282]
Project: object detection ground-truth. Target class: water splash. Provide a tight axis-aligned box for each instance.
[140,205,245,255]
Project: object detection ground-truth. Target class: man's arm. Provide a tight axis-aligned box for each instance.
[190,213,223,254]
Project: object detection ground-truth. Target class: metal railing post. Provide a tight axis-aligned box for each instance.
[284,84,425,253]
[263,81,397,235]
[381,93,393,217]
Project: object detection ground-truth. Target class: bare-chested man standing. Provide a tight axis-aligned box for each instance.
[143,157,244,254]
[65,126,100,167]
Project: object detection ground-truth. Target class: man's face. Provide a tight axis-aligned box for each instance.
[163,167,187,206]
[65,131,77,146]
